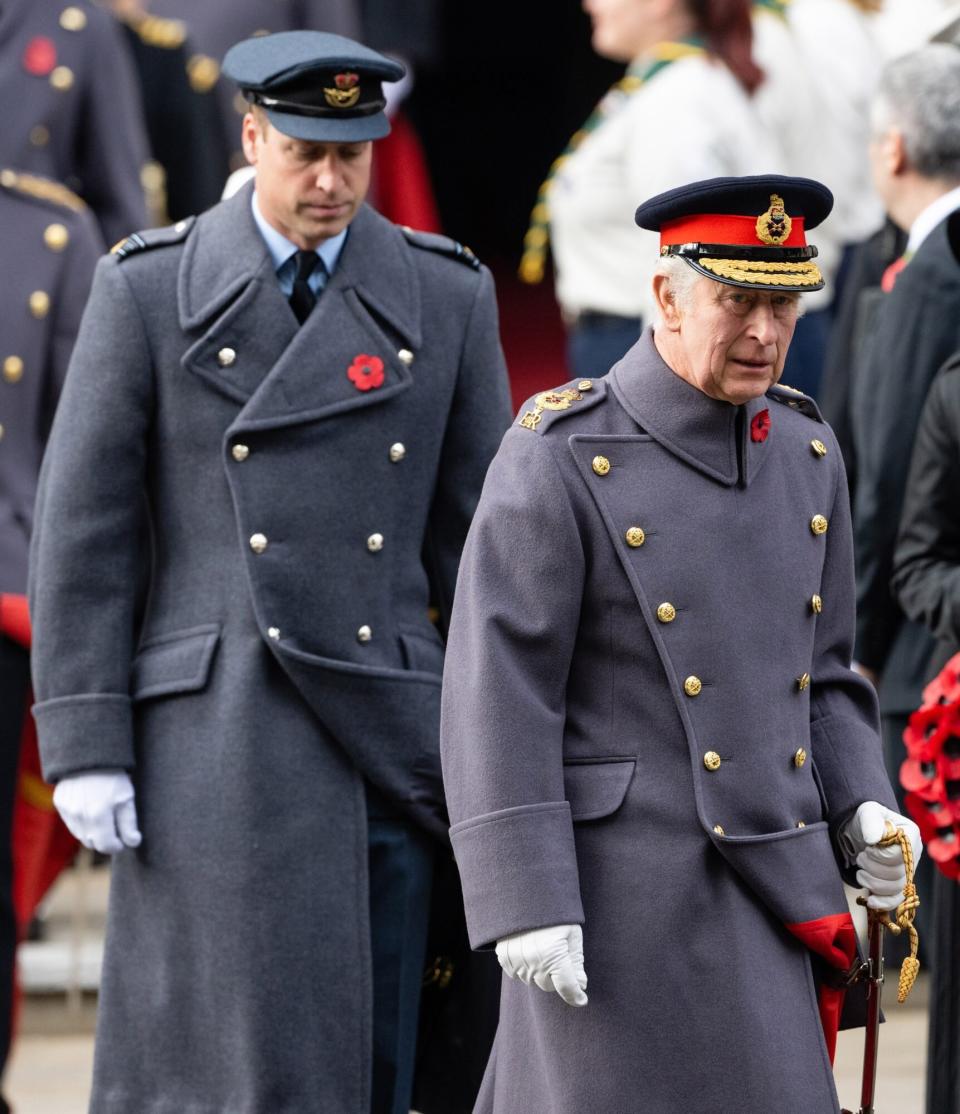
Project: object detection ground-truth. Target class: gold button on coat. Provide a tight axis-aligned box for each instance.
[60,6,88,30]
[3,357,23,384]
[810,515,828,536]
[592,455,610,476]
[50,66,75,91]
[625,526,646,548]
[389,442,406,463]
[811,594,823,615]
[713,824,725,835]
[797,821,806,829]
[684,676,702,697]
[267,627,280,641]
[357,625,373,643]
[810,439,827,458]
[703,751,721,771]
[44,223,69,252]
[397,348,414,366]
[656,602,676,623]
[797,672,811,692]
[367,533,384,552]
[30,125,49,147]
[29,291,50,318]
[218,347,237,368]
[794,747,807,768]
[249,533,268,554]
[231,444,249,462]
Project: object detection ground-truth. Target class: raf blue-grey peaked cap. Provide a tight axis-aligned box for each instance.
[222,31,405,142]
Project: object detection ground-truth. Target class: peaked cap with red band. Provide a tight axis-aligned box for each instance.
[223,31,405,143]
[635,174,834,292]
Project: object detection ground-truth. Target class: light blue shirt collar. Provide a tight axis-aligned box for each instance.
[251,190,348,296]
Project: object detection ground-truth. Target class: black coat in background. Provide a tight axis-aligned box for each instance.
[892,354,960,1114]
[851,212,960,715]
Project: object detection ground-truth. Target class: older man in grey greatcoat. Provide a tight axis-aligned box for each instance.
[440,176,922,1114]
[29,30,511,1114]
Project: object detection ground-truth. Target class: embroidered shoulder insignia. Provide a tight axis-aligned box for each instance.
[0,169,86,213]
[111,217,195,260]
[768,382,824,423]
[517,379,605,432]
[400,226,481,270]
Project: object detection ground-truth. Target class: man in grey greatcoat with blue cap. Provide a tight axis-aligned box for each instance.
[440,175,923,1113]
[29,29,511,1114]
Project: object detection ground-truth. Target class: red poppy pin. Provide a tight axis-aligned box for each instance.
[347,354,385,392]
[23,36,57,76]
[750,408,771,443]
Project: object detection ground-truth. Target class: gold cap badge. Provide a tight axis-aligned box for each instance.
[324,72,360,109]
[756,194,793,246]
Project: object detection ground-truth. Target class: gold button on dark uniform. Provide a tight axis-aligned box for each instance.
[60,6,88,30]
[357,625,373,643]
[44,223,69,252]
[231,444,249,462]
[797,821,806,829]
[29,125,49,148]
[810,515,828,536]
[29,291,50,319]
[217,347,237,368]
[3,357,23,384]
[811,594,823,615]
[367,533,384,552]
[703,751,721,771]
[592,455,610,476]
[249,533,268,554]
[389,442,406,463]
[685,676,702,697]
[794,747,807,768]
[625,526,645,548]
[713,824,725,835]
[797,672,810,692]
[267,627,280,641]
[656,602,676,623]
[810,439,827,458]
[50,66,74,91]
[397,348,414,366]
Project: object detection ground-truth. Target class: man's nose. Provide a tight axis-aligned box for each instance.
[313,159,340,190]
[747,302,778,345]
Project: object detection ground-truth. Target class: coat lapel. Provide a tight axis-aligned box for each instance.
[611,329,773,487]
[178,183,298,405]
[232,205,422,432]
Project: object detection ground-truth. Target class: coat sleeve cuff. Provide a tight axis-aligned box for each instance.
[33,694,135,783]
[811,712,899,824]
[450,801,584,950]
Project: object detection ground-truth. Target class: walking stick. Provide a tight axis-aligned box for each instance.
[841,822,921,1114]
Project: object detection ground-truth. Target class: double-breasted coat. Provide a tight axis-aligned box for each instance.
[29,182,511,1113]
[440,330,898,1114]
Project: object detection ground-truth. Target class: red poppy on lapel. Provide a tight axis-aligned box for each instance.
[750,408,771,443]
[23,37,57,76]
[347,354,385,391]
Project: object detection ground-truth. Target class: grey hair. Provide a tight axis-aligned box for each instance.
[654,255,701,320]
[872,45,960,181]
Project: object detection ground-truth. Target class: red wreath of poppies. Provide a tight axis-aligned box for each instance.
[750,408,771,443]
[347,354,384,391]
[901,652,960,880]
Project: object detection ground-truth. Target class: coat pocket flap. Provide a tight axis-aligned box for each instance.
[131,624,221,701]
[563,757,636,822]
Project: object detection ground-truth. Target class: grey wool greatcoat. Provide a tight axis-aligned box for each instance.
[440,329,899,1114]
[29,182,511,1114]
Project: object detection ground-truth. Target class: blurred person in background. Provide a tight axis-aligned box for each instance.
[849,44,960,953]
[0,169,102,1114]
[519,0,779,382]
[892,331,960,1114]
[0,0,150,245]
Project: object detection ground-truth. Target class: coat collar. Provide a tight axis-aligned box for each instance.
[610,328,771,487]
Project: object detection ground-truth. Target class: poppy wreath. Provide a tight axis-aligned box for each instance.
[901,652,960,881]
[750,408,771,443]
[347,353,385,391]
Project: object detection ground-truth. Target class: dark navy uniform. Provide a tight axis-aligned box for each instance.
[0,168,102,1113]
[0,0,150,245]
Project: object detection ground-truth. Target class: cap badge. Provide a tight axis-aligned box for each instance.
[325,72,361,109]
[755,194,793,246]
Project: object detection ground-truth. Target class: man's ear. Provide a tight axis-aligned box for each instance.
[884,127,908,177]
[240,112,261,167]
[652,273,682,332]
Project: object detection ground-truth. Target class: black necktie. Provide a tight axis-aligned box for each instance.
[288,250,320,324]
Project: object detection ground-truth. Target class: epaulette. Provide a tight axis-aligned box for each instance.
[767,382,823,422]
[400,226,481,271]
[125,12,187,50]
[0,169,86,213]
[517,377,607,433]
[111,217,195,260]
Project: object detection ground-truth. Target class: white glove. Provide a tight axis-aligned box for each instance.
[839,801,922,912]
[53,771,142,855]
[495,924,588,1007]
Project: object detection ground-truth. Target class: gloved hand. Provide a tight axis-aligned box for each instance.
[495,924,588,1007]
[52,771,142,855]
[839,801,922,912]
